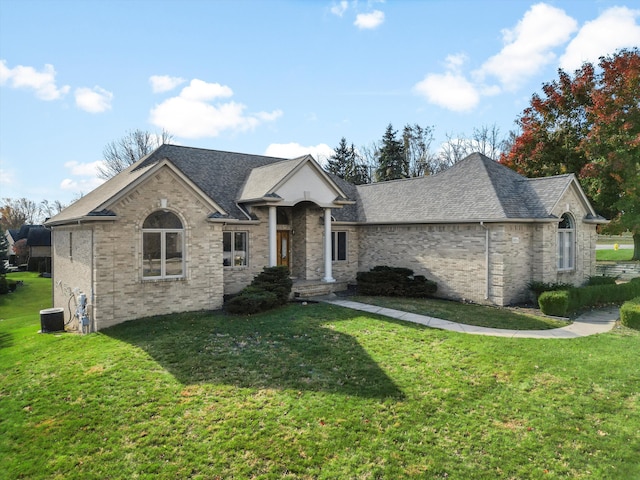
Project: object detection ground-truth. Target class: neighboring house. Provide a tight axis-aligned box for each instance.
[5,225,51,271]
[4,228,19,265]
[45,145,606,331]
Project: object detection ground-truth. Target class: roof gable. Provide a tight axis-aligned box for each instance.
[239,155,349,206]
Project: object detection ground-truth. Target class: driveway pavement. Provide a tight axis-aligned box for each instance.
[321,298,619,339]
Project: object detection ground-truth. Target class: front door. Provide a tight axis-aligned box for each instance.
[277,230,290,268]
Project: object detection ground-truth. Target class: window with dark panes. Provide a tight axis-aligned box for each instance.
[142,211,184,279]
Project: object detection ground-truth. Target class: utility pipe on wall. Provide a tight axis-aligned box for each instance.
[480,222,489,300]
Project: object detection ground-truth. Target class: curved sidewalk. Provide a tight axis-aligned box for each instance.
[323,299,619,339]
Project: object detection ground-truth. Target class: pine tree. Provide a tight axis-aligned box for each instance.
[375,124,407,181]
[326,137,350,178]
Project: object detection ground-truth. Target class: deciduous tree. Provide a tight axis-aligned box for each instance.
[98,129,173,179]
[0,198,40,230]
[501,48,640,259]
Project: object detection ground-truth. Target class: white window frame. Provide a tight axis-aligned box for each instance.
[142,212,185,280]
[331,231,347,262]
[223,231,248,267]
[557,213,575,271]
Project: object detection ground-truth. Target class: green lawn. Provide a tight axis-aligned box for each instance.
[596,249,636,262]
[1,273,639,479]
[350,295,568,329]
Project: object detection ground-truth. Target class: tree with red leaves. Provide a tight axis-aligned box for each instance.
[501,48,640,260]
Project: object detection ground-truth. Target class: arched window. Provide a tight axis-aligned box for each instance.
[142,211,184,279]
[557,213,575,271]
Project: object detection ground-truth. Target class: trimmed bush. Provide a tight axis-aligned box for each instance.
[620,297,640,330]
[225,288,279,315]
[583,275,618,287]
[538,279,640,316]
[357,266,437,298]
[224,266,293,315]
[528,281,573,301]
[0,276,7,295]
[538,290,570,317]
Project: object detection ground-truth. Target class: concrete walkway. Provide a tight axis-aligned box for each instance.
[322,298,619,339]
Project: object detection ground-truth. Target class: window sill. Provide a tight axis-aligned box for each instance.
[142,276,186,283]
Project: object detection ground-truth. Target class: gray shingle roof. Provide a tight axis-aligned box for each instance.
[137,145,298,219]
[46,146,590,227]
[353,153,576,223]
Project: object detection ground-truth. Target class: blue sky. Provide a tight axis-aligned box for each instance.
[1,0,639,206]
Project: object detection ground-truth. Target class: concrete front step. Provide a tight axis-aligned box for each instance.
[292,281,349,298]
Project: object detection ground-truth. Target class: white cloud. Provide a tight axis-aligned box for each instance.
[180,79,233,101]
[149,75,186,93]
[560,6,640,72]
[0,60,70,100]
[75,86,113,113]
[477,3,578,90]
[0,168,15,185]
[149,79,282,139]
[413,72,480,112]
[331,1,348,17]
[354,10,384,30]
[60,160,105,192]
[264,143,334,163]
[64,160,104,176]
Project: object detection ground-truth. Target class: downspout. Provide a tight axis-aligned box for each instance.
[480,222,489,300]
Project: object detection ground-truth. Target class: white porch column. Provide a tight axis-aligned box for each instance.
[268,206,277,267]
[323,207,335,283]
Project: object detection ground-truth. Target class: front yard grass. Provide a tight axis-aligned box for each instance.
[1,272,639,479]
[596,249,635,262]
[351,295,568,329]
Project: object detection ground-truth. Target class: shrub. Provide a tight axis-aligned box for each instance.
[538,290,570,316]
[0,276,7,295]
[225,288,279,315]
[620,297,640,330]
[225,266,293,315]
[250,266,292,304]
[357,266,437,298]
[528,281,573,300]
[583,275,618,286]
[538,280,640,316]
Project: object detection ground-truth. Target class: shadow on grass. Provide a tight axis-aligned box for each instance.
[105,303,405,399]
[0,332,13,350]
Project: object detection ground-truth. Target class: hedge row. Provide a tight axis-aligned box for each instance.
[225,266,293,315]
[538,277,640,317]
[620,297,640,330]
[356,266,437,298]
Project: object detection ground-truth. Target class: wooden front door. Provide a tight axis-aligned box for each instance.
[277,231,290,268]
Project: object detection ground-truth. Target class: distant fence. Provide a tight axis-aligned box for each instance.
[596,262,640,280]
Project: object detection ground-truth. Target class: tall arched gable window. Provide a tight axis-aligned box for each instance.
[142,211,184,279]
[557,213,575,271]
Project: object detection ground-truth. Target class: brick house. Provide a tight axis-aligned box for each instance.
[45,145,606,331]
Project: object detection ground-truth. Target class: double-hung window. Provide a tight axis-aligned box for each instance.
[557,213,575,271]
[223,231,247,267]
[142,211,184,279]
[331,231,347,262]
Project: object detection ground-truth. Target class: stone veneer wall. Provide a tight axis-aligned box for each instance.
[50,166,227,331]
[331,224,359,283]
[550,185,598,286]
[51,227,94,331]
[358,223,493,304]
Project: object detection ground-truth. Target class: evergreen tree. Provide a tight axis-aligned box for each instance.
[326,137,350,178]
[0,227,8,275]
[327,138,371,185]
[343,142,371,185]
[375,124,407,181]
